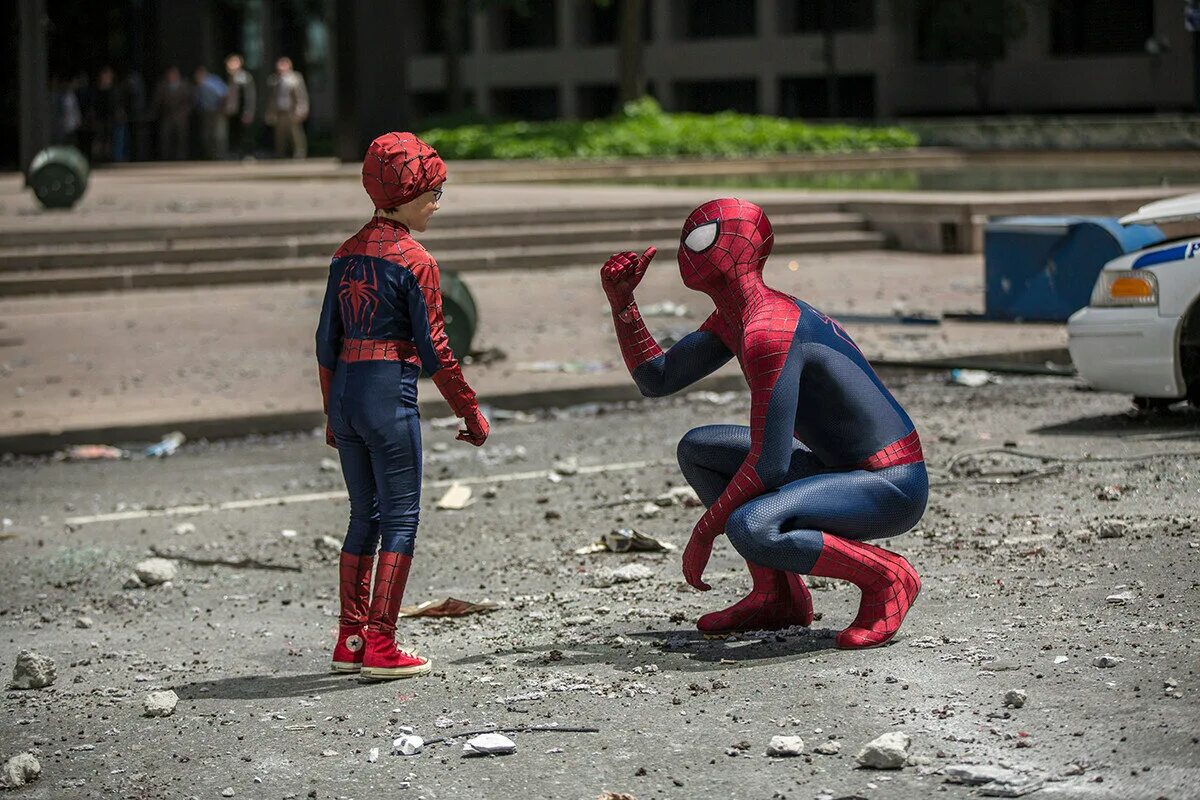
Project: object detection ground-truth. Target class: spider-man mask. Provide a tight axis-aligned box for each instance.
[677,198,774,301]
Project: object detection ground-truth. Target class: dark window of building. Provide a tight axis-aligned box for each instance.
[914,3,1007,62]
[779,75,876,118]
[418,0,474,55]
[490,86,560,120]
[1050,0,1153,56]
[578,0,655,45]
[782,0,875,34]
[681,0,756,39]
[494,0,557,50]
[674,78,758,114]
[577,84,619,118]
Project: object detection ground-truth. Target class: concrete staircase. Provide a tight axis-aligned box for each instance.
[0,201,885,296]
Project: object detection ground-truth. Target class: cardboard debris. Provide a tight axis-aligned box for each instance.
[574,528,676,555]
[397,597,498,618]
[436,483,474,510]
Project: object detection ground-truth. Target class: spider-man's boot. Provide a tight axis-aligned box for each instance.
[697,561,814,634]
[331,552,373,672]
[809,534,920,649]
[361,552,431,679]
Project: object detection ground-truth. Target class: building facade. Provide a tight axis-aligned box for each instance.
[406,0,1196,121]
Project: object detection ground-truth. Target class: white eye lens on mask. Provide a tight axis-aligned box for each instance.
[682,221,718,253]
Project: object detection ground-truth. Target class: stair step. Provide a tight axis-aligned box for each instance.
[0,200,848,249]
[0,231,885,296]
[0,213,869,272]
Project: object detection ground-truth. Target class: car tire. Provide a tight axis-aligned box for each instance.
[1182,299,1200,408]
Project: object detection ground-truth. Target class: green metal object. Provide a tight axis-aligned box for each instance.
[439,269,477,361]
[26,146,90,209]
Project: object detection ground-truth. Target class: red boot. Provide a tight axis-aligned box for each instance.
[697,561,814,634]
[809,534,920,649]
[331,552,373,672]
[361,551,431,679]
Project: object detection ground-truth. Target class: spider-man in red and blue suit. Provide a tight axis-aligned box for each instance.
[602,198,927,648]
[316,132,488,679]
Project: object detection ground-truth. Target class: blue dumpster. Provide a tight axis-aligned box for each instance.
[983,216,1165,322]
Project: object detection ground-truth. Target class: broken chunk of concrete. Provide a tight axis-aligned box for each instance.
[462,732,516,757]
[856,731,911,769]
[1,753,41,788]
[134,557,178,586]
[393,735,424,756]
[10,650,56,689]
[766,735,805,757]
[144,689,179,717]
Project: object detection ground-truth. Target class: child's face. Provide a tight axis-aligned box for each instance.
[403,185,442,233]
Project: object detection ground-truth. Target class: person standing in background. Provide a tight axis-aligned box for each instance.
[222,54,257,159]
[194,66,228,160]
[265,56,309,159]
[152,66,192,161]
[92,66,124,163]
[120,70,146,162]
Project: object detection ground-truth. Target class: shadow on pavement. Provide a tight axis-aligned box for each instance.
[176,670,363,701]
[452,628,838,675]
[1034,404,1200,439]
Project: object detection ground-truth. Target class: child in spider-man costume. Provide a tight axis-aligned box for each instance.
[601,198,927,648]
[316,132,488,679]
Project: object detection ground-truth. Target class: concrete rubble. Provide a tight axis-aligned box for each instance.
[10,650,56,690]
[856,732,911,769]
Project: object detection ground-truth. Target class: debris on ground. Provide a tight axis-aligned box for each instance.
[1,752,41,788]
[590,563,655,587]
[517,360,614,374]
[462,733,516,757]
[948,368,998,387]
[133,557,178,586]
[856,731,911,769]
[393,735,424,756]
[1003,689,1027,708]
[319,457,339,472]
[1092,654,1124,668]
[397,597,498,618]
[144,431,186,458]
[574,529,676,555]
[63,444,126,461]
[640,300,690,318]
[1097,518,1128,538]
[685,390,738,405]
[143,690,179,717]
[10,650,56,690]
[462,346,507,367]
[812,740,842,755]
[172,522,196,535]
[150,545,302,573]
[313,535,342,558]
[765,736,805,757]
[436,483,474,510]
[944,763,1046,796]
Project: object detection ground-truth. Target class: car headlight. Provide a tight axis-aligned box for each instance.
[1090,270,1158,307]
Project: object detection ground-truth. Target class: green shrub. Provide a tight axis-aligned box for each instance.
[420,98,919,160]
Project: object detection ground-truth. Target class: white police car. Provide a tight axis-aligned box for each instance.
[1067,193,1200,410]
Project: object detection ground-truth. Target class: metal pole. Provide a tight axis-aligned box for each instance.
[18,0,51,175]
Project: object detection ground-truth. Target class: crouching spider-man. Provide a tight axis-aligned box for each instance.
[601,198,928,648]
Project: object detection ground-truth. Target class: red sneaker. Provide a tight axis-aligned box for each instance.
[331,552,373,673]
[359,551,431,680]
[809,534,920,649]
[697,561,814,634]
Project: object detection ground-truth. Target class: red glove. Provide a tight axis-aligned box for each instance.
[682,526,716,591]
[601,246,656,317]
[432,367,488,447]
[319,366,337,449]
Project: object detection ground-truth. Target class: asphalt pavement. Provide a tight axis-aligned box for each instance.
[1,374,1198,799]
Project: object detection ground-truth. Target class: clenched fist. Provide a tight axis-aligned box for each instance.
[600,246,657,309]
